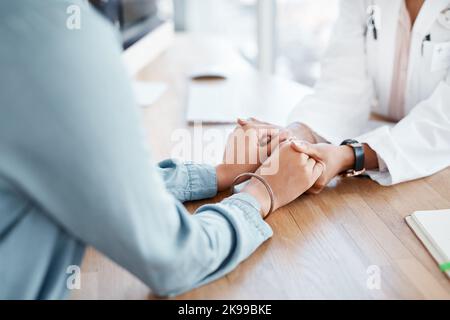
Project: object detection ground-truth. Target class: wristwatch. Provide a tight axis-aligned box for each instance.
[340,139,366,177]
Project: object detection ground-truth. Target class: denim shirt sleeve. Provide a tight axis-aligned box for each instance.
[0,1,273,298]
[158,159,217,202]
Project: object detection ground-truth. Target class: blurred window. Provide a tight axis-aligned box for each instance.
[276,0,339,86]
[177,0,340,86]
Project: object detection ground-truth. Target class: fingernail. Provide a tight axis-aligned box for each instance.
[237,118,247,125]
[293,141,306,149]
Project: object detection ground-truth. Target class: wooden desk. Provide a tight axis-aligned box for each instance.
[72,35,450,300]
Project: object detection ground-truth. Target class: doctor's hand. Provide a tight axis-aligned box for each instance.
[242,140,325,217]
[290,141,355,194]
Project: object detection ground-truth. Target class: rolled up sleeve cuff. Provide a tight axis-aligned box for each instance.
[188,193,272,292]
[196,192,272,265]
[184,162,218,201]
[221,193,273,240]
[158,159,218,201]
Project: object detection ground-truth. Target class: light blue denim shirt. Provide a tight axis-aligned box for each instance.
[0,0,272,299]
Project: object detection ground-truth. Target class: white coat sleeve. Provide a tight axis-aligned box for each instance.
[356,77,450,186]
[287,0,374,145]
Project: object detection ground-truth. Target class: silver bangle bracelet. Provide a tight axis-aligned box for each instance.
[230,172,275,218]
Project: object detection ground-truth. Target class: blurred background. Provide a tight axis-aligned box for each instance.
[92,0,340,87]
[172,0,339,86]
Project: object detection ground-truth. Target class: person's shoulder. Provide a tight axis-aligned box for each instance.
[0,0,128,121]
[0,0,120,59]
[0,0,94,29]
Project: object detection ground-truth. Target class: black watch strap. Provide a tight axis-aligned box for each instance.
[340,139,365,174]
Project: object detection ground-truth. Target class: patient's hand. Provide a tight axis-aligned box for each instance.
[217,118,321,192]
[217,118,282,191]
[242,140,324,217]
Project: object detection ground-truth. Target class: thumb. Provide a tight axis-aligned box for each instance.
[290,140,323,161]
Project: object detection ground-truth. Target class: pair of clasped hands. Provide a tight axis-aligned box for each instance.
[216,118,356,218]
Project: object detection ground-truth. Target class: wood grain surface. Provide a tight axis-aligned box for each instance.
[71,35,450,300]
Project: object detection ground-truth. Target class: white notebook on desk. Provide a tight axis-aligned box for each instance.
[406,209,450,278]
[186,72,312,126]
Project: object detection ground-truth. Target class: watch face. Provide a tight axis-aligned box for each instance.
[341,139,359,146]
[351,142,363,148]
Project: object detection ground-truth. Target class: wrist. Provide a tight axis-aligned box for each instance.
[216,164,232,192]
[216,164,255,192]
[338,145,356,173]
[241,179,271,218]
[363,143,379,170]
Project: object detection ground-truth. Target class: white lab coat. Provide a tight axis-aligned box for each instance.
[288,0,450,185]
